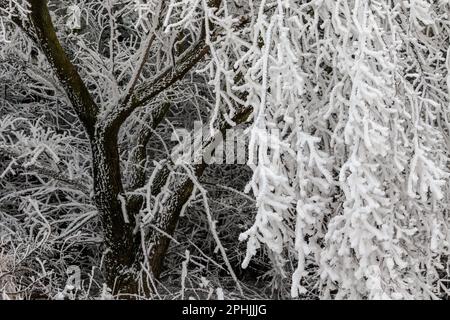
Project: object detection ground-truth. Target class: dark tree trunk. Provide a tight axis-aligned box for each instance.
[146,164,205,279]
[90,126,139,295]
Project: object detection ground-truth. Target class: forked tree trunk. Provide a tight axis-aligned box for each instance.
[25,0,234,297]
[89,123,186,296]
[89,105,251,296]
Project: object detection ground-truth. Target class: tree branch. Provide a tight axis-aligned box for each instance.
[142,104,253,278]
[27,0,98,136]
[103,38,210,132]
[128,102,171,191]
[101,0,224,133]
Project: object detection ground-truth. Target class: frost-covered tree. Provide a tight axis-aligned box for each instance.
[0,0,450,300]
[0,0,253,296]
[236,0,450,299]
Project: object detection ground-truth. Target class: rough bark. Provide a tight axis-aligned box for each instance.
[144,105,253,279]
[91,126,138,294]
[27,0,98,137]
